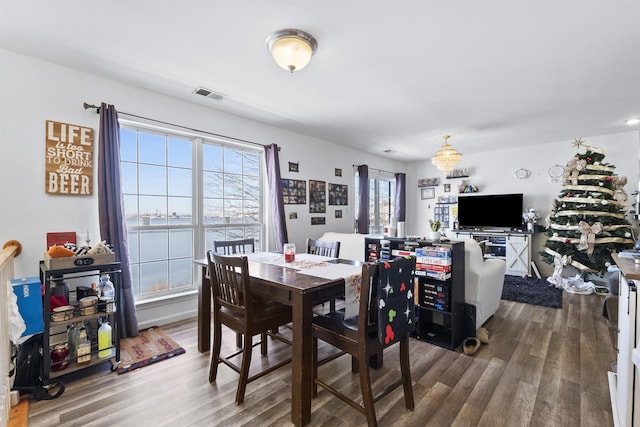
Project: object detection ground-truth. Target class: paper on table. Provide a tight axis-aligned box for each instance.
[297,263,362,319]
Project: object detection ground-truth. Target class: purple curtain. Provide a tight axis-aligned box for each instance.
[395,173,406,222]
[98,103,138,338]
[357,165,369,234]
[265,144,288,251]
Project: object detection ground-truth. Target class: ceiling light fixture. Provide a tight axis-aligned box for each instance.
[624,118,640,125]
[431,135,463,172]
[266,28,317,73]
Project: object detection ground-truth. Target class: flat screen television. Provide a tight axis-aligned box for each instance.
[457,193,523,231]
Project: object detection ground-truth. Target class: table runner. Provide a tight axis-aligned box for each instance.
[244,252,361,319]
[296,263,362,319]
[246,252,336,269]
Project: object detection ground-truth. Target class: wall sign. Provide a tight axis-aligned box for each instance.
[45,120,94,196]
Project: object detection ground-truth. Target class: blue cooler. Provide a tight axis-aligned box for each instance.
[11,276,44,337]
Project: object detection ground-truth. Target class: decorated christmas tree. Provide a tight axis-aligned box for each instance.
[542,139,635,279]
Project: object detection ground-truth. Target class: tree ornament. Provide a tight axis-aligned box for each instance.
[577,221,603,255]
[564,158,586,185]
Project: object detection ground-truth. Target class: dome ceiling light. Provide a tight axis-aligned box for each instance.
[266,28,317,73]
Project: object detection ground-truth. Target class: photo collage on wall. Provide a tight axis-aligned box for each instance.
[328,183,348,205]
[282,179,306,204]
[434,205,450,229]
[309,180,326,213]
[282,163,349,224]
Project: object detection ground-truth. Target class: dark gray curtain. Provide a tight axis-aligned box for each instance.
[395,173,406,222]
[357,165,369,234]
[98,103,138,338]
[265,144,288,251]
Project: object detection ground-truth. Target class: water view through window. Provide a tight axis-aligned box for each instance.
[120,126,263,299]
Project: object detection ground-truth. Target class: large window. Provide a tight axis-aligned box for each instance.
[120,125,263,300]
[355,170,395,234]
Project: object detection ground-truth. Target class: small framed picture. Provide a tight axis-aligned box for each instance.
[289,212,298,220]
[288,162,299,172]
[335,168,342,177]
[444,184,451,193]
[311,217,326,225]
[421,187,435,200]
[335,210,342,218]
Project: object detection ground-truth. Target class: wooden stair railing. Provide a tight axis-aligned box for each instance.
[1,240,22,426]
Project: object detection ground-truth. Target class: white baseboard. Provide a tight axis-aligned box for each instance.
[135,292,198,330]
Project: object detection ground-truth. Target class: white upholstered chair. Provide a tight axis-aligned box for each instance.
[460,238,507,329]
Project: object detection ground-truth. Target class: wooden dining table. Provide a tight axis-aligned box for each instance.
[194,255,355,426]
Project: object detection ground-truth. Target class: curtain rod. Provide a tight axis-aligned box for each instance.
[353,164,398,175]
[83,102,274,149]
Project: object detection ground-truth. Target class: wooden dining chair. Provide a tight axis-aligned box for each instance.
[207,251,292,404]
[312,257,416,427]
[213,238,255,255]
[307,238,341,311]
[213,238,256,347]
[306,238,340,258]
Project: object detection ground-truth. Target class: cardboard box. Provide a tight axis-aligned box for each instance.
[11,277,44,337]
[44,252,116,269]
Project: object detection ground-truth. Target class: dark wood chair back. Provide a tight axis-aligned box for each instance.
[206,250,292,405]
[306,238,340,258]
[312,257,416,426]
[207,251,251,321]
[213,238,255,255]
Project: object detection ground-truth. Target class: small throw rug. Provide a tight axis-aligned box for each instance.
[502,275,563,308]
[117,327,185,374]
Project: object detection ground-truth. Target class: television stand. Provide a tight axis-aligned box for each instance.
[454,230,532,276]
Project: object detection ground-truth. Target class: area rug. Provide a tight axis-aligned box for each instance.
[117,327,185,374]
[501,275,563,308]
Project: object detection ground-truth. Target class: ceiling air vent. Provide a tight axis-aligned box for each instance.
[193,86,226,101]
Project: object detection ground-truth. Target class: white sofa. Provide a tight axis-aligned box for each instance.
[318,232,368,261]
[458,238,507,329]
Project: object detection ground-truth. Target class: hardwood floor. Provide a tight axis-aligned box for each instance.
[28,291,616,426]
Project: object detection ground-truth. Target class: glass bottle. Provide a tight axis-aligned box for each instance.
[67,322,79,361]
[76,322,91,364]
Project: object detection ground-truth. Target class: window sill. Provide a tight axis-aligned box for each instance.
[135,289,198,307]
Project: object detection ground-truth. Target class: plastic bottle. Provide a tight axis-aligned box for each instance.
[99,275,115,298]
[99,275,116,313]
[98,319,113,358]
